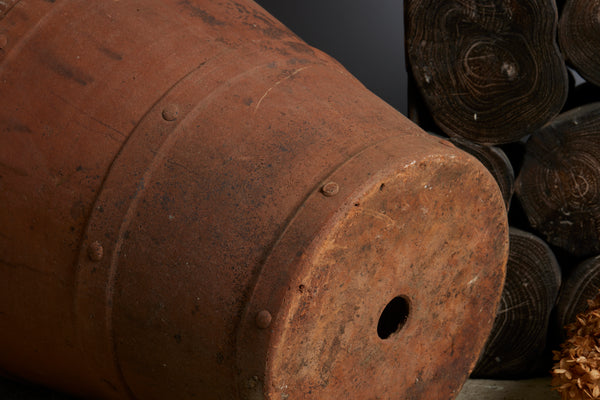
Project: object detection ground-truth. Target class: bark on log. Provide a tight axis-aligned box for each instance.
[406,0,568,144]
[559,0,600,87]
[472,228,561,378]
[451,137,514,209]
[515,103,600,257]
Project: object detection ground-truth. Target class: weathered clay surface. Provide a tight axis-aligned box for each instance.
[0,1,508,399]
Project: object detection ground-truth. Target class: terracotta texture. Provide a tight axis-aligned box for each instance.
[0,0,509,399]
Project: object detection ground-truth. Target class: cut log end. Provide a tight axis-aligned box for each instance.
[516,103,600,257]
[559,0,600,87]
[555,255,600,337]
[472,228,561,379]
[406,0,568,144]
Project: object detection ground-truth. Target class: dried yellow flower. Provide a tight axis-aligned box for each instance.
[552,292,600,399]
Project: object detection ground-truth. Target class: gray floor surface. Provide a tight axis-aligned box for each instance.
[457,377,560,400]
[0,376,560,399]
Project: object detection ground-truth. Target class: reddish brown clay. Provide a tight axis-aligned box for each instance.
[0,1,508,399]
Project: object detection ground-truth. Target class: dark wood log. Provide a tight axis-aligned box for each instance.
[450,137,514,209]
[554,255,600,339]
[472,228,561,379]
[515,102,600,257]
[558,0,600,87]
[405,0,568,144]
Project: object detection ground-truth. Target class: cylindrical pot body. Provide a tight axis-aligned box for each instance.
[0,1,508,399]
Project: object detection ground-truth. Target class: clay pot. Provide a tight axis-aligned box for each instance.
[0,1,508,398]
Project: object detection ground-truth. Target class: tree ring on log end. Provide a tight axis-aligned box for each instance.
[559,0,600,87]
[516,103,600,257]
[406,0,568,144]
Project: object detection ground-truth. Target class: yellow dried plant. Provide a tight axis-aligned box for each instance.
[552,293,600,399]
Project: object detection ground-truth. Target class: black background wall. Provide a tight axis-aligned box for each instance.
[254,0,408,115]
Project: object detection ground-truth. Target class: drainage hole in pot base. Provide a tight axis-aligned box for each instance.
[377,296,410,340]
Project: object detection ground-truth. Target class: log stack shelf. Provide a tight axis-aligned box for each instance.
[406,0,600,382]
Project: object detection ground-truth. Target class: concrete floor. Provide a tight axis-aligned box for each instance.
[0,375,560,399]
[457,377,560,400]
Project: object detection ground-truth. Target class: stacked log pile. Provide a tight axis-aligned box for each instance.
[406,0,600,383]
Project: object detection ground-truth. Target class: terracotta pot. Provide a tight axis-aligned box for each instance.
[0,1,508,399]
